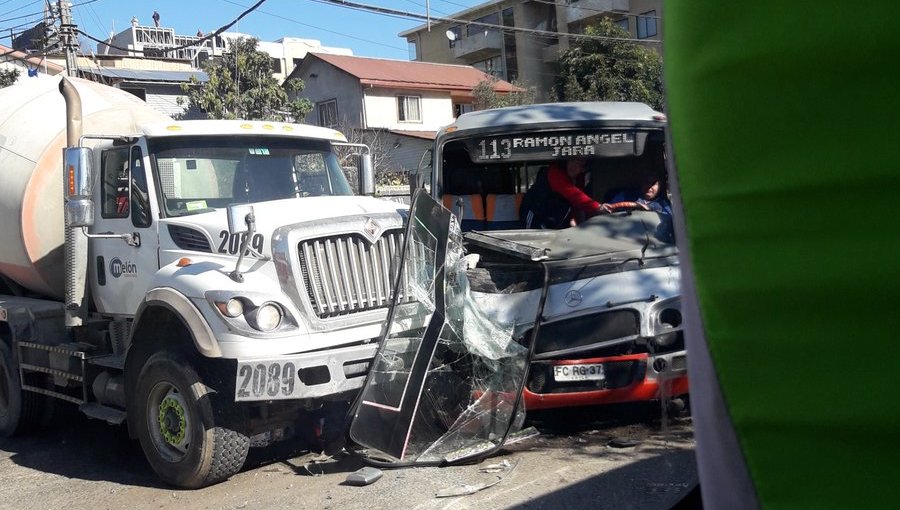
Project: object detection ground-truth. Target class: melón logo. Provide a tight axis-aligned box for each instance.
[109,257,138,278]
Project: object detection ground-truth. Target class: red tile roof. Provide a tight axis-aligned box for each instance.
[308,53,517,93]
[389,130,437,140]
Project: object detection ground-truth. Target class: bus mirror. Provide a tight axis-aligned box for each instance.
[359,154,375,195]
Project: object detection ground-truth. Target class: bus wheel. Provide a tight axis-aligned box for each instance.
[134,352,249,488]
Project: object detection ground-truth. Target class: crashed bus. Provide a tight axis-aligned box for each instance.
[417,102,688,412]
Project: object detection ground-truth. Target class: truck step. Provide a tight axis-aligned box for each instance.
[79,403,127,425]
[21,384,84,405]
[17,341,88,359]
[87,354,125,370]
[19,363,84,382]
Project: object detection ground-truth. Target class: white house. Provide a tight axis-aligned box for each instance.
[286,53,517,176]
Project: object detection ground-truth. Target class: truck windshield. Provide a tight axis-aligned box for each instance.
[149,136,353,217]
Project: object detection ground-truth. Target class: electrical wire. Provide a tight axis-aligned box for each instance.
[306,0,659,43]
[78,0,269,56]
[221,0,408,53]
[529,0,661,20]
[0,0,42,19]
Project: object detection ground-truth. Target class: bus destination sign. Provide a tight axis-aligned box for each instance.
[466,130,645,162]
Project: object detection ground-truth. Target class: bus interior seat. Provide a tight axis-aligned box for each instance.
[442,194,485,231]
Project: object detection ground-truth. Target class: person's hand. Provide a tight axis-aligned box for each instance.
[597,203,613,214]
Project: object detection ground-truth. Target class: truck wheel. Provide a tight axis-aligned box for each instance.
[134,352,249,488]
[0,342,52,437]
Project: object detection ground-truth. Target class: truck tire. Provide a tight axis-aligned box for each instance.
[133,352,249,488]
[0,342,52,436]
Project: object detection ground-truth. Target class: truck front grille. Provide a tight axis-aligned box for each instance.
[298,230,410,318]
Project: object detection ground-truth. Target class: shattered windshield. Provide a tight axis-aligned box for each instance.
[350,191,529,464]
[149,136,352,217]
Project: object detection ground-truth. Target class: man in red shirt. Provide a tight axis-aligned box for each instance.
[520,158,609,229]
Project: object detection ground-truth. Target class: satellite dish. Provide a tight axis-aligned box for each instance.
[446,30,457,41]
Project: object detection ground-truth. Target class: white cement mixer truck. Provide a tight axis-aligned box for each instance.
[0,77,406,487]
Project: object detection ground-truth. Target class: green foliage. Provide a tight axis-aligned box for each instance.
[555,19,663,110]
[0,68,19,88]
[472,77,536,110]
[181,37,312,121]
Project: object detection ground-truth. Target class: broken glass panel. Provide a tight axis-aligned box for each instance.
[349,190,530,464]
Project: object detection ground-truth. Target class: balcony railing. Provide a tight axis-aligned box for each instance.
[451,30,503,61]
[566,0,630,25]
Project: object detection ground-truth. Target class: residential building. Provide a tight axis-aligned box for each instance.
[0,44,65,83]
[40,53,207,118]
[400,0,662,101]
[98,21,352,82]
[286,53,516,175]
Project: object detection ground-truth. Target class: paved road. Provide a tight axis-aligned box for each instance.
[0,405,696,510]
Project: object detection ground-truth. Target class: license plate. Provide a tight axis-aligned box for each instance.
[553,363,605,382]
[235,361,299,401]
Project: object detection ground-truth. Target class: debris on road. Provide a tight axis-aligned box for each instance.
[608,438,641,448]
[435,459,518,498]
[344,467,383,486]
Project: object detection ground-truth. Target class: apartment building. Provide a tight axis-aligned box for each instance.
[400,0,661,101]
[99,22,351,82]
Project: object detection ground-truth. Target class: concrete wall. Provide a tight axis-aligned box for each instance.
[292,60,365,129]
[402,0,662,101]
[363,88,454,132]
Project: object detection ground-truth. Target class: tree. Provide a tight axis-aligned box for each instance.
[555,19,663,110]
[0,68,19,88]
[180,37,312,121]
[472,77,536,110]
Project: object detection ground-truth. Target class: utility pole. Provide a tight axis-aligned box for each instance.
[58,0,77,77]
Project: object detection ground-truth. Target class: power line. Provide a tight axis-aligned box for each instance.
[306,0,659,44]
[78,0,269,56]
[0,0,42,19]
[220,0,408,53]
[529,0,662,20]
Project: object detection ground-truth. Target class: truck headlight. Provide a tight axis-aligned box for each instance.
[216,298,244,318]
[248,303,282,332]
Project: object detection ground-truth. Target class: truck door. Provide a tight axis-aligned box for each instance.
[90,144,160,315]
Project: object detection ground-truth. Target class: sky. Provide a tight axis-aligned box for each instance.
[4,0,487,60]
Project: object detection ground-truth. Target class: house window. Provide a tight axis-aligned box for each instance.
[120,87,146,101]
[468,12,499,37]
[637,11,658,39]
[292,57,303,70]
[473,56,502,77]
[615,18,630,32]
[270,58,282,73]
[317,99,338,128]
[408,39,418,60]
[398,95,422,122]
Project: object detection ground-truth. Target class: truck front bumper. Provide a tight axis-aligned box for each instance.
[523,350,689,411]
[234,342,377,402]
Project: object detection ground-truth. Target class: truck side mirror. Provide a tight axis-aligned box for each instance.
[359,154,375,196]
[227,204,255,235]
[64,147,94,227]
